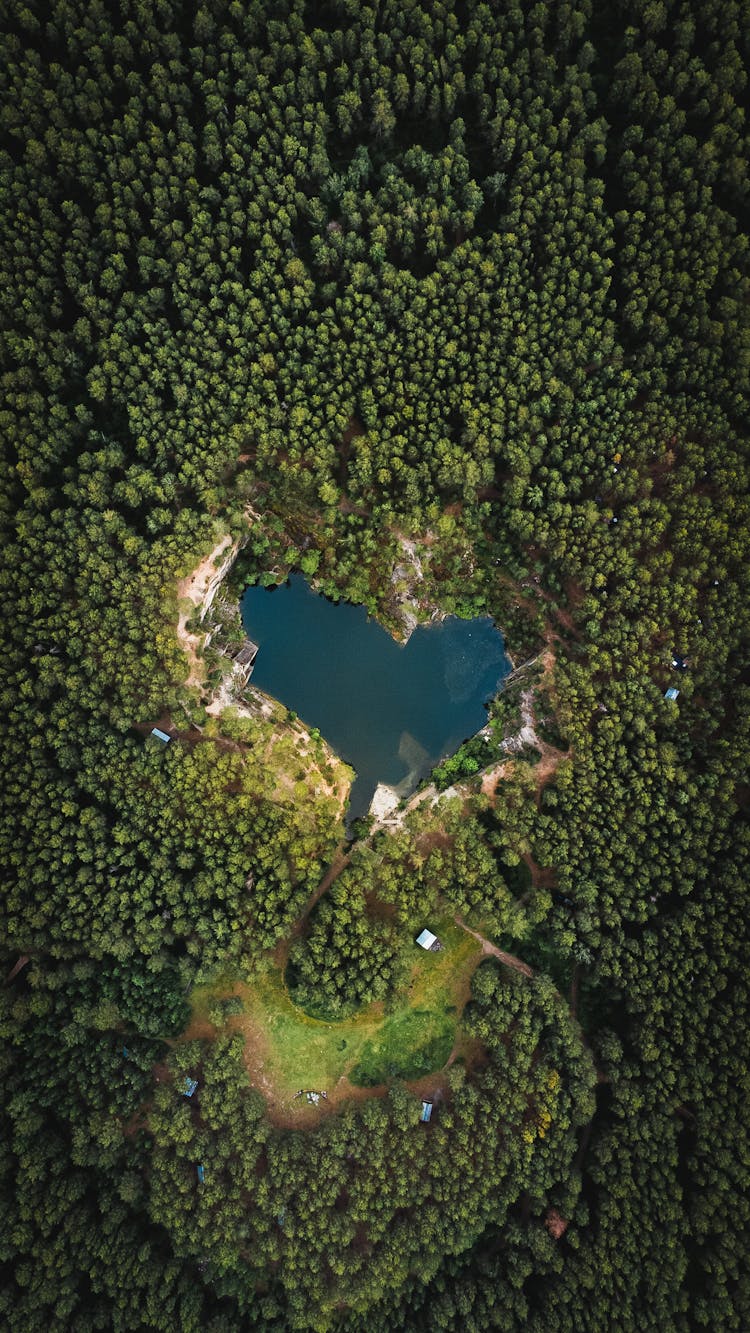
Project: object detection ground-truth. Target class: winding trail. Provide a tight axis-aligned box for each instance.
[273,843,353,971]
[297,845,351,928]
[455,918,535,978]
[4,955,30,985]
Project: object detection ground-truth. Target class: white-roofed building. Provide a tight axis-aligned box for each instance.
[416,928,440,951]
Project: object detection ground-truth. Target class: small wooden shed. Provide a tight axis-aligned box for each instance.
[232,639,259,686]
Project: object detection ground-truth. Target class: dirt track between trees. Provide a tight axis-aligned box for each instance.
[455,918,535,978]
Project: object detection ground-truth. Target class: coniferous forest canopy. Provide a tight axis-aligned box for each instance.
[1,0,749,1329]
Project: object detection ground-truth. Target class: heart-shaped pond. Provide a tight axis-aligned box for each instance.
[241,575,511,819]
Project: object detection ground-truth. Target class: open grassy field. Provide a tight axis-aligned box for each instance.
[187,915,483,1122]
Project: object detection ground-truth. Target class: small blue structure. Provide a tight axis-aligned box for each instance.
[182,1076,199,1098]
[664,687,680,702]
[122,1046,129,1058]
[196,1164,205,1185]
[150,727,171,743]
[416,928,441,952]
[420,1101,433,1123]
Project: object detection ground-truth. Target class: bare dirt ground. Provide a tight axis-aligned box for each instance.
[175,533,240,687]
[545,1207,570,1240]
[4,955,30,985]
[185,1001,295,1126]
[532,746,570,807]
[481,761,514,802]
[273,843,353,972]
[259,1069,453,1131]
[267,723,352,817]
[522,850,557,890]
[455,918,535,979]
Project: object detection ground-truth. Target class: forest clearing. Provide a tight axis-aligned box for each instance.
[183,916,483,1125]
[173,647,571,1130]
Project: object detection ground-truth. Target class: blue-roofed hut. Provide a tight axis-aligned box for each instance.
[196,1164,205,1184]
[420,1101,433,1123]
[664,687,680,701]
[416,928,441,952]
[150,727,171,743]
[182,1076,199,1098]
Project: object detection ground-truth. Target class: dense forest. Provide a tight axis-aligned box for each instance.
[1,0,748,1329]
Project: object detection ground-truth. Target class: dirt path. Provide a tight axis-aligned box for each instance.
[4,954,30,985]
[454,919,601,1095]
[271,773,449,960]
[273,843,353,971]
[298,844,351,926]
[522,850,557,890]
[455,917,535,979]
[481,761,513,802]
[532,746,569,806]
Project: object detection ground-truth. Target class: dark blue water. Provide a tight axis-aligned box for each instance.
[241,576,510,820]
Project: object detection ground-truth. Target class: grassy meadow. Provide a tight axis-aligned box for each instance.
[188,915,483,1115]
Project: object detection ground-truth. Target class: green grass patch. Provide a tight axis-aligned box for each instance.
[349,1007,455,1086]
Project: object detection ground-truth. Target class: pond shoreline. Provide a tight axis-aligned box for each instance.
[240,575,511,820]
[173,524,516,825]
